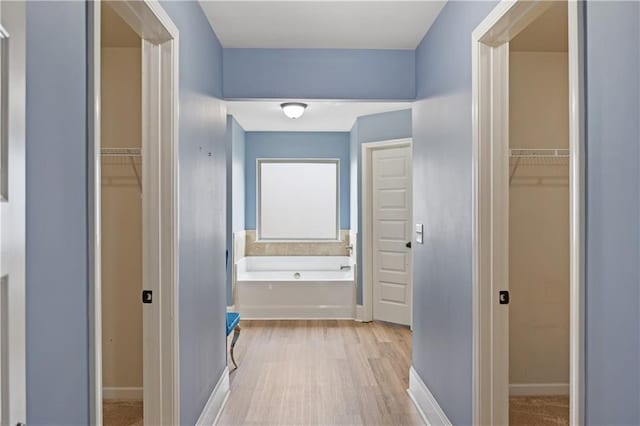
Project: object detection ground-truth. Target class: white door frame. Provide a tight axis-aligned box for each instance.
[361,138,413,324]
[0,1,25,424]
[88,2,180,425]
[471,1,584,425]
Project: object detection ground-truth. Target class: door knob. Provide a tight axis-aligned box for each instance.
[406,241,412,248]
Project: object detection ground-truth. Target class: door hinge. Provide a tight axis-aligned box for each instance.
[499,290,509,305]
[142,290,153,304]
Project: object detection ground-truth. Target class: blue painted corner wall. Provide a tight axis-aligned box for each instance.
[230,118,246,234]
[244,131,351,230]
[349,109,412,304]
[223,48,416,100]
[412,2,497,424]
[26,2,89,424]
[227,116,245,306]
[159,2,228,424]
[584,2,640,424]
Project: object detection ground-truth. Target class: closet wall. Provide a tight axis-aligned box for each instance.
[101,42,143,393]
[508,50,569,386]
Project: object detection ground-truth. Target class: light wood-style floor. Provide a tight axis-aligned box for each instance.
[217,320,424,426]
[102,321,567,426]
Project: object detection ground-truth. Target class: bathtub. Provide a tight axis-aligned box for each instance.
[235,256,355,319]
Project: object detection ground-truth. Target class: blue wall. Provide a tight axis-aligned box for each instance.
[412,2,496,424]
[585,2,640,424]
[230,118,246,233]
[226,116,245,305]
[350,109,412,304]
[245,132,351,230]
[223,48,415,100]
[26,2,89,424]
[160,2,228,424]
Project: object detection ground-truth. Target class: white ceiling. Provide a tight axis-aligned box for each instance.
[227,101,411,131]
[199,1,447,49]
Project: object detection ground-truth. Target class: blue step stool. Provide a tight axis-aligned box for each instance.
[226,312,241,369]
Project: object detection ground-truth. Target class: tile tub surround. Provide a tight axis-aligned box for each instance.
[244,230,351,256]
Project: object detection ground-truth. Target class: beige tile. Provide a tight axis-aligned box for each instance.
[244,230,352,257]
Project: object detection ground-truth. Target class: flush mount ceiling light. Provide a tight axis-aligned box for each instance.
[281,102,307,119]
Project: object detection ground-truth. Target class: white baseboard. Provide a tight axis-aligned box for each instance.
[354,304,364,322]
[196,366,230,426]
[509,383,569,396]
[102,387,143,401]
[226,305,236,312]
[407,366,452,426]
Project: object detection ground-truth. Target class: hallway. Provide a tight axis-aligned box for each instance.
[218,321,423,425]
[10,1,640,424]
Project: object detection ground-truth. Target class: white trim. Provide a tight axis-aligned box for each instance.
[231,230,246,308]
[195,367,230,426]
[361,138,413,324]
[568,2,586,425]
[0,2,27,424]
[354,304,364,322]
[102,387,144,401]
[89,2,180,425]
[509,383,570,397]
[226,305,236,312]
[407,367,452,426]
[471,1,584,425]
[87,2,103,424]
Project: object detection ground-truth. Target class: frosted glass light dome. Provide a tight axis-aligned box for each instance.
[281,102,307,119]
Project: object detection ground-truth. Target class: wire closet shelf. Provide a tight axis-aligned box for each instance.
[100,147,142,193]
[509,148,569,183]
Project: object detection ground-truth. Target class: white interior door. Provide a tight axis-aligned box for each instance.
[0,1,26,424]
[372,145,412,325]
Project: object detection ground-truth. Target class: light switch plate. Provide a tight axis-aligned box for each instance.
[415,223,424,244]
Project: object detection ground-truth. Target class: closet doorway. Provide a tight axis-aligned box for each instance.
[508,4,570,423]
[100,4,144,424]
[472,0,584,425]
[88,2,179,425]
